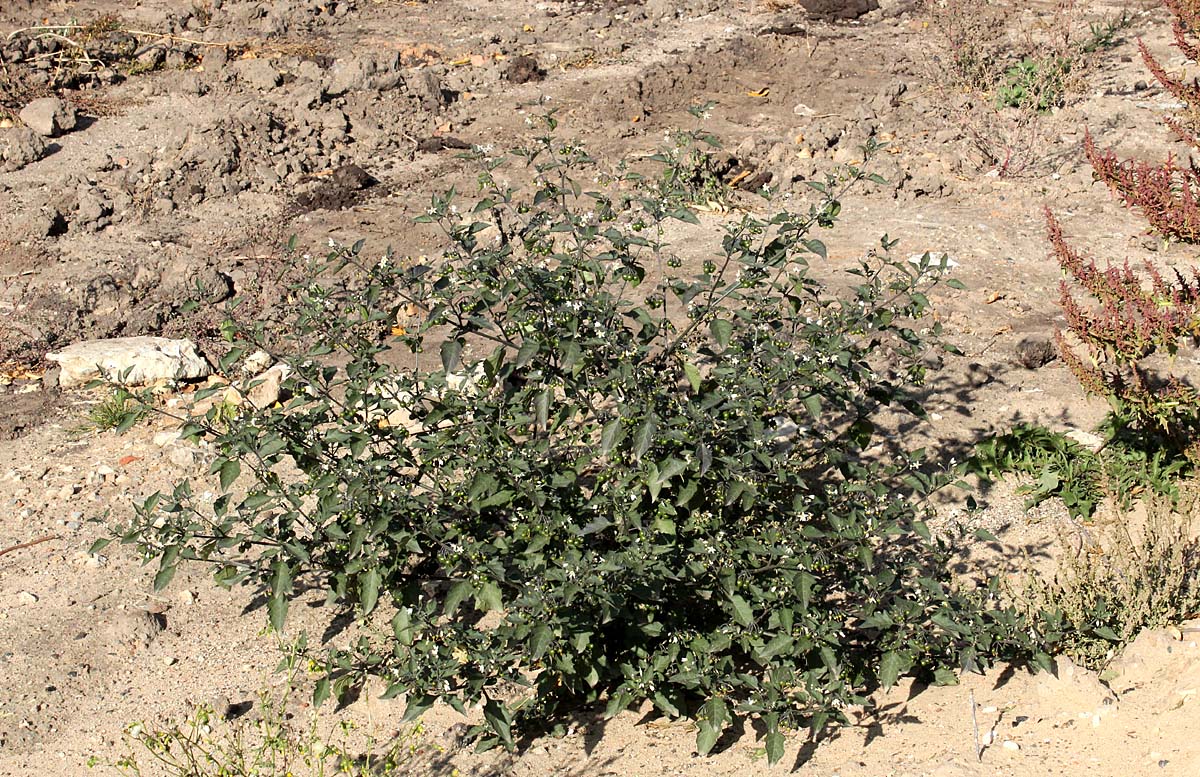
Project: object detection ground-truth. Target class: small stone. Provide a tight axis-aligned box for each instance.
[153,430,182,447]
[245,363,290,408]
[240,350,273,375]
[1014,335,1057,369]
[231,58,281,91]
[163,655,178,667]
[1002,740,1020,751]
[797,0,879,20]
[166,443,200,471]
[1065,429,1104,451]
[506,55,545,84]
[17,591,39,605]
[104,610,166,650]
[18,97,77,137]
[47,337,211,388]
[0,125,48,172]
[223,363,290,409]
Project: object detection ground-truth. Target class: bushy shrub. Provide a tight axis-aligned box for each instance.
[1085,136,1200,242]
[1027,487,1200,669]
[94,639,438,776]
[1087,0,1200,241]
[995,56,1071,113]
[1045,208,1200,460]
[977,210,1200,515]
[967,422,1188,520]
[923,0,1131,175]
[105,116,1045,762]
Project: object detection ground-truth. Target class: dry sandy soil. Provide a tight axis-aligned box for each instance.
[3,0,1200,774]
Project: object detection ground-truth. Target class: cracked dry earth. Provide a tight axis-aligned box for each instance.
[4,0,1200,775]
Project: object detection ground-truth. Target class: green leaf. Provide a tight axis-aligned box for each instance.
[360,567,381,616]
[477,490,514,509]
[600,418,624,455]
[758,633,794,660]
[683,361,702,393]
[535,389,550,430]
[671,207,701,225]
[153,546,179,592]
[402,694,434,723]
[729,594,754,628]
[441,338,464,373]
[115,411,140,435]
[803,238,827,260]
[931,613,969,635]
[633,415,657,461]
[475,580,503,613]
[530,624,553,660]
[268,560,291,632]
[765,727,786,764]
[88,537,113,555]
[696,723,719,756]
[933,667,959,686]
[880,650,902,690]
[515,338,540,368]
[696,697,728,755]
[313,677,330,707]
[710,318,732,350]
[391,608,414,645]
[483,699,515,750]
[444,580,473,616]
[218,459,241,491]
[605,690,633,719]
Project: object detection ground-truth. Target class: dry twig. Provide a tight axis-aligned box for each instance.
[0,534,61,559]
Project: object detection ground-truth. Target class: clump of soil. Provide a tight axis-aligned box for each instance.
[505,54,546,83]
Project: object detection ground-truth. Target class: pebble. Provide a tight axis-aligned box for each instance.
[163,656,178,667]
[17,591,39,605]
[1002,741,1020,751]
[153,430,181,447]
[166,444,200,471]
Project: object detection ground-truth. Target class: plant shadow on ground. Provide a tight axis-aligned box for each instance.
[240,574,360,642]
